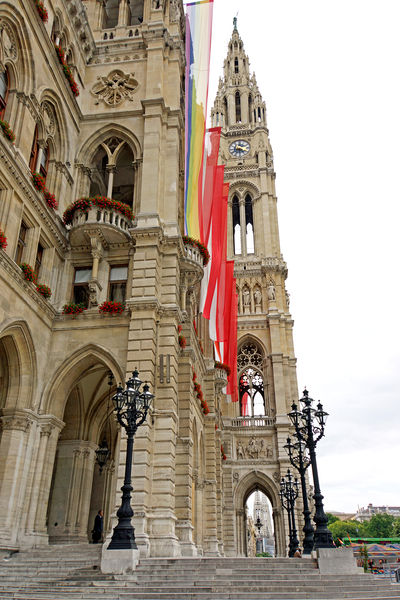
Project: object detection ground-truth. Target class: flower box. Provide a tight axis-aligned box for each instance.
[63,196,134,226]
[0,119,16,143]
[43,189,58,210]
[221,444,227,460]
[33,0,48,22]
[182,235,210,266]
[99,300,125,314]
[62,303,86,315]
[0,228,7,250]
[178,334,187,348]
[31,172,46,192]
[55,44,80,97]
[19,263,37,283]
[36,283,52,299]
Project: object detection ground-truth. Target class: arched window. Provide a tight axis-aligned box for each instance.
[245,194,254,254]
[235,91,241,123]
[232,195,241,255]
[0,69,9,120]
[129,0,144,25]
[224,96,228,125]
[29,126,50,179]
[248,94,253,124]
[89,138,135,206]
[237,342,265,417]
[234,57,239,74]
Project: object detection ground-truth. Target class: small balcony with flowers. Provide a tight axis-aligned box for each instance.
[63,196,134,247]
[180,235,209,287]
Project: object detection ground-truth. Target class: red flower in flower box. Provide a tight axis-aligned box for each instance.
[31,172,46,192]
[43,188,58,210]
[215,361,232,376]
[33,0,48,22]
[62,303,86,315]
[36,283,52,299]
[0,119,16,143]
[19,263,37,283]
[63,196,134,226]
[0,228,7,250]
[99,300,125,314]
[178,334,186,348]
[182,235,210,266]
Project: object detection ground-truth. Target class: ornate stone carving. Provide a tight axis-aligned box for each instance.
[285,289,290,308]
[272,471,280,483]
[242,286,250,307]
[91,70,139,106]
[41,102,55,137]
[267,279,276,301]
[0,21,17,62]
[0,414,32,432]
[254,287,262,308]
[236,437,274,460]
[237,342,262,370]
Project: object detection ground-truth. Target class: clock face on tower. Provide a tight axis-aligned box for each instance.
[229,139,250,158]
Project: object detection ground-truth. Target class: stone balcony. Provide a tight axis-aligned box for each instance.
[180,240,205,288]
[224,415,276,429]
[68,206,133,246]
[215,367,228,392]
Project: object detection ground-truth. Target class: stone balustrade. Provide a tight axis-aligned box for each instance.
[229,416,276,428]
[68,206,133,246]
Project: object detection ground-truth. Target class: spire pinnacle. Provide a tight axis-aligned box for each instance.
[233,14,238,31]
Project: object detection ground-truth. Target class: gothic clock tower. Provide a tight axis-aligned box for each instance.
[212,22,301,556]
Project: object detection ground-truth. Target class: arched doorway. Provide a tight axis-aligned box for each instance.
[233,471,285,557]
[246,490,275,556]
[46,357,121,544]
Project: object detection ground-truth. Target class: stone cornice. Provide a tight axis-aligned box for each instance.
[0,251,57,323]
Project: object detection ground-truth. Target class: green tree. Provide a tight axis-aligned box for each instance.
[364,513,395,537]
[393,517,400,537]
[328,520,363,544]
[326,513,340,525]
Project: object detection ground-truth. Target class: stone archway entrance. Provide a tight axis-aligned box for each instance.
[233,471,285,557]
[46,360,120,544]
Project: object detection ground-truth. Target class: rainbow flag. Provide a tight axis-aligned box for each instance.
[185,0,214,241]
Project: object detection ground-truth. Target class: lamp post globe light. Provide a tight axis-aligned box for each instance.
[284,436,314,555]
[288,389,334,550]
[279,469,299,557]
[108,368,154,550]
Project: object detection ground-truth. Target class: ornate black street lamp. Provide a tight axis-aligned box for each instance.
[288,389,333,549]
[279,468,299,557]
[284,436,314,555]
[108,368,154,550]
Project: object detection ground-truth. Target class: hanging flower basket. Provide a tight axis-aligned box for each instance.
[36,283,52,299]
[63,196,134,226]
[0,119,16,143]
[33,0,48,22]
[54,44,80,97]
[62,302,86,315]
[214,361,231,376]
[43,189,58,210]
[19,263,37,283]
[182,235,210,266]
[178,334,187,348]
[99,300,125,314]
[0,228,7,250]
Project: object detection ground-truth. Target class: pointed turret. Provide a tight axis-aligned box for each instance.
[211,24,267,128]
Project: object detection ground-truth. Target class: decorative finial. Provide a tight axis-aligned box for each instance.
[233,14,238,30]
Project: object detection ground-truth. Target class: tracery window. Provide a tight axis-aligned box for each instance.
[232,195,241,255]
[29,126,50,179]
[245,194,254,254]
[238,342,265,417]
[234,57,239,74]
[235,91,241,123]
[0,69,9,119]
[89,138,135,206]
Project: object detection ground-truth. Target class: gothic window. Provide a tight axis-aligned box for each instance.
[232,195,241,255]
[29,126,50,179]
[235,91,241,123]
[89,138,135,206]
[234,57,239,74]
[104,0,119,28]
[129,0,144,25]
[34,243,44,278]
[257,106,262,122]
[223,96,228,124]
[245,194,254,254]
[15,221,27,264]
[0,69,9,119]
[108,265,128,302]
[237,343,265,417]
[248,94,252,124]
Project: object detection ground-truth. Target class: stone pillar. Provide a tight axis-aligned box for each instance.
[203,419,219,555]
[118,0,130,26]
[106,165,115,198]
[0,410,33,548]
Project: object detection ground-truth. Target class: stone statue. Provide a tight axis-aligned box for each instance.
[233,16,237,30]
[254,288,262,307]
[236,441,245,460]
[285,290,290,308]
[242,287,250,306]
[267,282,276,301]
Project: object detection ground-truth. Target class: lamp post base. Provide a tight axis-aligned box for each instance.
[101,545,140,574]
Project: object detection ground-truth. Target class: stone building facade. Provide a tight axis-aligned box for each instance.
[0,1,300,558]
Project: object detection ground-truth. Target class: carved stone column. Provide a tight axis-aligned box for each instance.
[0,410,33,548]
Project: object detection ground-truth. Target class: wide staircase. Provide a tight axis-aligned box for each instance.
[0,544,399,600]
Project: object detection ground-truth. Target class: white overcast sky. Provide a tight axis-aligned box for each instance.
[201,0,400,513]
